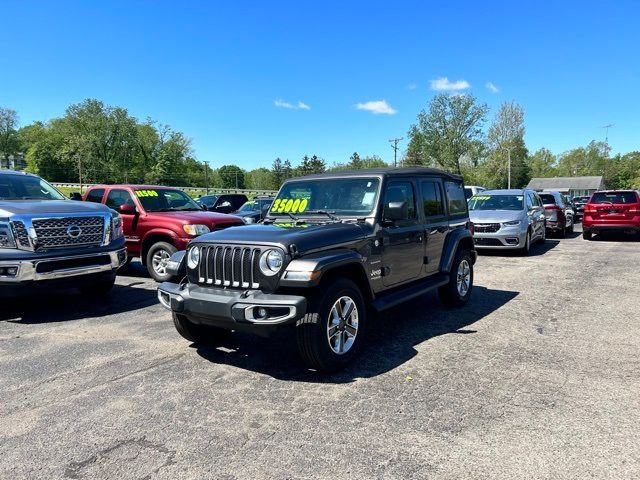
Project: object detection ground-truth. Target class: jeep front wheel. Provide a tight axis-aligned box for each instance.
[172,313,230,345]
[296,279,366,372]
[439,250,474,307]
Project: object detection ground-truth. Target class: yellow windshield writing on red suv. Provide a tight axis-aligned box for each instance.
[271,197,309,213]
[135,189,159,197]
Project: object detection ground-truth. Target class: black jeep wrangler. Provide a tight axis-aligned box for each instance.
[158,168,476,371]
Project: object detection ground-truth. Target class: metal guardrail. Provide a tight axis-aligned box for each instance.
[51,183,277,197]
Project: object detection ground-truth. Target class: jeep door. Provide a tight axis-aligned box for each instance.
[420,179,447,275]
[380,180,424,287]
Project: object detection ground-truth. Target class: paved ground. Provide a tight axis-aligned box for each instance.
[1,225,639,480]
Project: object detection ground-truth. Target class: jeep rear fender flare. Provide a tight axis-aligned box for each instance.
[440,228,476,273]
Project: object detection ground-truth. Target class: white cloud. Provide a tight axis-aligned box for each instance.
[485,82,500,93]
[406,83,417,90]
[355,100,397,115]
[274,99,311,110]
[429,77,470,91]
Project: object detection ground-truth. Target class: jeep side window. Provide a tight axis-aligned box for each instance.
[85,188,105,203]
[106,189,134,210]
[383,181,416,222]
[444,181,467,217]
[420,180,445,218]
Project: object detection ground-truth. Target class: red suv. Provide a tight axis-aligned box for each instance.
[83,185,244,281]
[582,190,640,240]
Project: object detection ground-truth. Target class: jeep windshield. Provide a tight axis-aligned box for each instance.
[269,177,380,218]
[468,194,524,211]
[0,174,66,200]
[134,188,202,212]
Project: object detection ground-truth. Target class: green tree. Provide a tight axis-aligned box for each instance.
[348,152,363,169]
[0,108,21,169]
[408,93,488,173]
[297,155,326,176]
[218,164,246,189]
[246,167,273,190]
[527,148,557,178]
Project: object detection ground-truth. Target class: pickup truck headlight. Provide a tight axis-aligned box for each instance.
[0,222,17,249]
[502,220,521,227]
[187,246,200,269]
[259,249,283,276]
[183,224,210,236]
[110,211,124,241]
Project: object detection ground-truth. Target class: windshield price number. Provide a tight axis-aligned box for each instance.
[135,190,159,197]
[272,197,308,213]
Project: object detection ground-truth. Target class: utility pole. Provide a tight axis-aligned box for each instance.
[77,155,83,192]
[389,137,402,168]
[502,146,515,189]
[601,124,614,145]
[203,161,210,195]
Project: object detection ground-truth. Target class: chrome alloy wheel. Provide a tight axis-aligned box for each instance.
[327,296,359,355]
[456,259,471,297]
[152,249,171,275]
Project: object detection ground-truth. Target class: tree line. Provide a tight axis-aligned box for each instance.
[1,96,639,191]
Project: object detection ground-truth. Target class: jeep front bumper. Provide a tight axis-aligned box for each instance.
[157,282,307,327]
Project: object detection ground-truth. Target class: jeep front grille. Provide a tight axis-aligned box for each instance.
[32,216,105,249]
[198,245,262,289]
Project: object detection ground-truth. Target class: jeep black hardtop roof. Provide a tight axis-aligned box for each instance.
[292,167,463,182]
[0,170,37,176]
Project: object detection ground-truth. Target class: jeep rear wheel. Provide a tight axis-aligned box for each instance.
[439,250,474,307]
[146,241,177,282]
[296,279,366,372]
[172,313,230,345]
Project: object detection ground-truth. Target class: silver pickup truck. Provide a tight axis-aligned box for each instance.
[0,170,126,297]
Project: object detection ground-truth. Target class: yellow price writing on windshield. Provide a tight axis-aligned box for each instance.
[135,190,159,197]
[472,195,491,201]
[272,197,308,213]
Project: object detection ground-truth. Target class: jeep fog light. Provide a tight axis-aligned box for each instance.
[187,246,200,269]
[259,249,283,276]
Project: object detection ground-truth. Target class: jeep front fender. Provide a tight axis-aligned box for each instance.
[279,249,366,287]
[440,229,476,273]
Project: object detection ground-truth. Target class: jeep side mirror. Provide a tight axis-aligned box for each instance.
[69,192,83,201]
[119,204,137,215]
[384,201,407,223]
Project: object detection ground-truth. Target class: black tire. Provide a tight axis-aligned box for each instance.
[79,276,116,296]
[172,312,230,345]
[296,278,366,372]
[519,230,532,255]
[583,230,592,240]
[539,224,546,244]
[146,241,177,282]
[567,216,574,234]
[438,249,474,307]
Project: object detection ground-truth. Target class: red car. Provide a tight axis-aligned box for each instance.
[582,190,640,240]
[83,185,244,281]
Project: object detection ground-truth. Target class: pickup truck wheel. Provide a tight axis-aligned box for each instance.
[438,250,473,307]
[146,242,177,282]
[296,279,366,372]
[80,276,116,296]
[172,313,230,345]
[567,216,574,233]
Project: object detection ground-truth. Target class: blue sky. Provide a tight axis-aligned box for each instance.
[3,0,639,170]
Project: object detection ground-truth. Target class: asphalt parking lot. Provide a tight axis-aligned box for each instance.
[1,225,639,480]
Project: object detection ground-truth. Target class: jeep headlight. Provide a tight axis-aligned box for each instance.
[259,249,283,276]
[187,246,200,269]
[0,222,17,249]
[110,211,124,241]
[183,224,210,236]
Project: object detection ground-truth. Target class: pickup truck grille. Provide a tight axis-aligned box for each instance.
[32,216,105,249]
[198,245,262,289]
[473,223,501,233]
[11,221,31,249]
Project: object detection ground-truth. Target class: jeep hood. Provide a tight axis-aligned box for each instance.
[0,199,110,219]
[193,221,371,253]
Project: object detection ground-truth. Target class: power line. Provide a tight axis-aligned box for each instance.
[389,137,403,168]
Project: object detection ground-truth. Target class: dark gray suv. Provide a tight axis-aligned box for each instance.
[158,168,477,371]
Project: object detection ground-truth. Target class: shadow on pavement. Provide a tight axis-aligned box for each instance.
[478,239,559,257]
[195,285,519,383]
[590,231,640,242]
[0,282,158,323]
